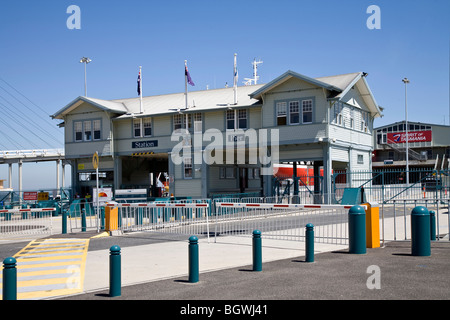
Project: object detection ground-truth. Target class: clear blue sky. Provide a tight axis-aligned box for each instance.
[0,0,449,190]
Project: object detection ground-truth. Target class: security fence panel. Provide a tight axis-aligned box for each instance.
[104,203,211,238]
[0,208,55,238]
[214,203,356,244]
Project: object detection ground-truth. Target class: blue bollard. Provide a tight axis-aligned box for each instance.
[252,230,262,271]
[109,245,121,297]
[305,224,314,262]
[81,208,87,232]
[348,205,366,254]
[429,211,436,241]
[62,210,68,234]
[188,236,199,283]
[3,257,17,300]
[411,206,431,256]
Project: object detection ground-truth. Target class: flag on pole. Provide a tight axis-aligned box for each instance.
[185,62,195,86]
[137,69,142,95]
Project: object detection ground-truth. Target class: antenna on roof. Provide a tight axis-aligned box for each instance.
[243,58,263,85]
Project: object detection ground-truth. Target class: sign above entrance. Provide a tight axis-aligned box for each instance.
[132,140,158,149]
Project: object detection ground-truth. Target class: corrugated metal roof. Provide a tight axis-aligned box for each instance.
[112,84,264,119]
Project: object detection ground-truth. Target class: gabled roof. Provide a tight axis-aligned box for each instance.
[249,70,343,100]
[250,70,382,118]
[52,96,128,120]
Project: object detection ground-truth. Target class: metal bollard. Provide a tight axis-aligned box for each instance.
[3,257,17,300]
[188,236,199,283]
[109,245,121,297]
[411,206,431,256]
[429,210,436,241]
[348,205,366,254]
[62,210,68,234]
[81,208,87,232]
[305,224,314,262]
[252,230,262,271]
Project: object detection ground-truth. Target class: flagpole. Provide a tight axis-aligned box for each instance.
[234,53,238,105]
[184,60,189,133]
[139,66,143,114]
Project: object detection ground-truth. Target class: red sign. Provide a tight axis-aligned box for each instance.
[23,192,38,201]
[387,131,432,143]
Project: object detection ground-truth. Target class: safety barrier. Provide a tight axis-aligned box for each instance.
[380,199,449,242]
[0,208,55,237]
[104,202,211,237]
[213,203,361,244]
[67,200,101,232]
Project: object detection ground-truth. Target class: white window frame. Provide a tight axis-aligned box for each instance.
[289,101,300,125]
[193,113,202,133]
[133,119,141,138]
[143,118,152,137]
[93,119,101,140]
[183,157,193,179]
[302,99,313,124]
[276,102,287,125]
[83,120,92,141]
[74,121,83,142]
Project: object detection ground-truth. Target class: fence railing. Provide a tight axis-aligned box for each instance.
[105,202,212,239]
[0,208,55,238]
[214,203,356,244]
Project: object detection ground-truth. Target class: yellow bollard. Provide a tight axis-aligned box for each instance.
[363,202,380,248]
[105,206,118,232]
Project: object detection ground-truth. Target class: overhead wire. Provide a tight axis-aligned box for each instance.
[0,76,64,150]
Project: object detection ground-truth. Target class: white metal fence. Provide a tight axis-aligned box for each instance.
[0,208,55,238]
[105,202,211,238]
[105,201,353,245]
[214,203,354,244]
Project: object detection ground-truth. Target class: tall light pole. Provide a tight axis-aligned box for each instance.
[80,57,92,96]
[402,77,410,192]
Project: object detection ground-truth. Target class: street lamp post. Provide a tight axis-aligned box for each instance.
[80,57,92,96]
[402,77,410,193]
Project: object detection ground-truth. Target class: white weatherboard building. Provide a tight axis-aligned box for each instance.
[52,70,382,202]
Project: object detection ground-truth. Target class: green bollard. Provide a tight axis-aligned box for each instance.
[429,211,436,241]
[3,257,17,300]
[109,245,121,297]
[62,210,68,234]
[411,206,431,256]
[252,230,262,271]
[305,224,314,263]
[188,236,199,283]
[81,208,87,232]
[348,205,366,254]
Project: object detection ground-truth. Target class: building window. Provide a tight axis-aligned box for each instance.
[133,119,141,137]
[83,120,92,141]
[93,120,101,140]
[357,154,364,164]
[194,113,202,133]
[143,118,152,137]
[173,114,183,131]
[184,157,192,179]
[276,102,287,125]
[302,99,313,124]
[289,101,300,124]
[226,109,247,130]
[74,121,83,142]
[238,109,247,129]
